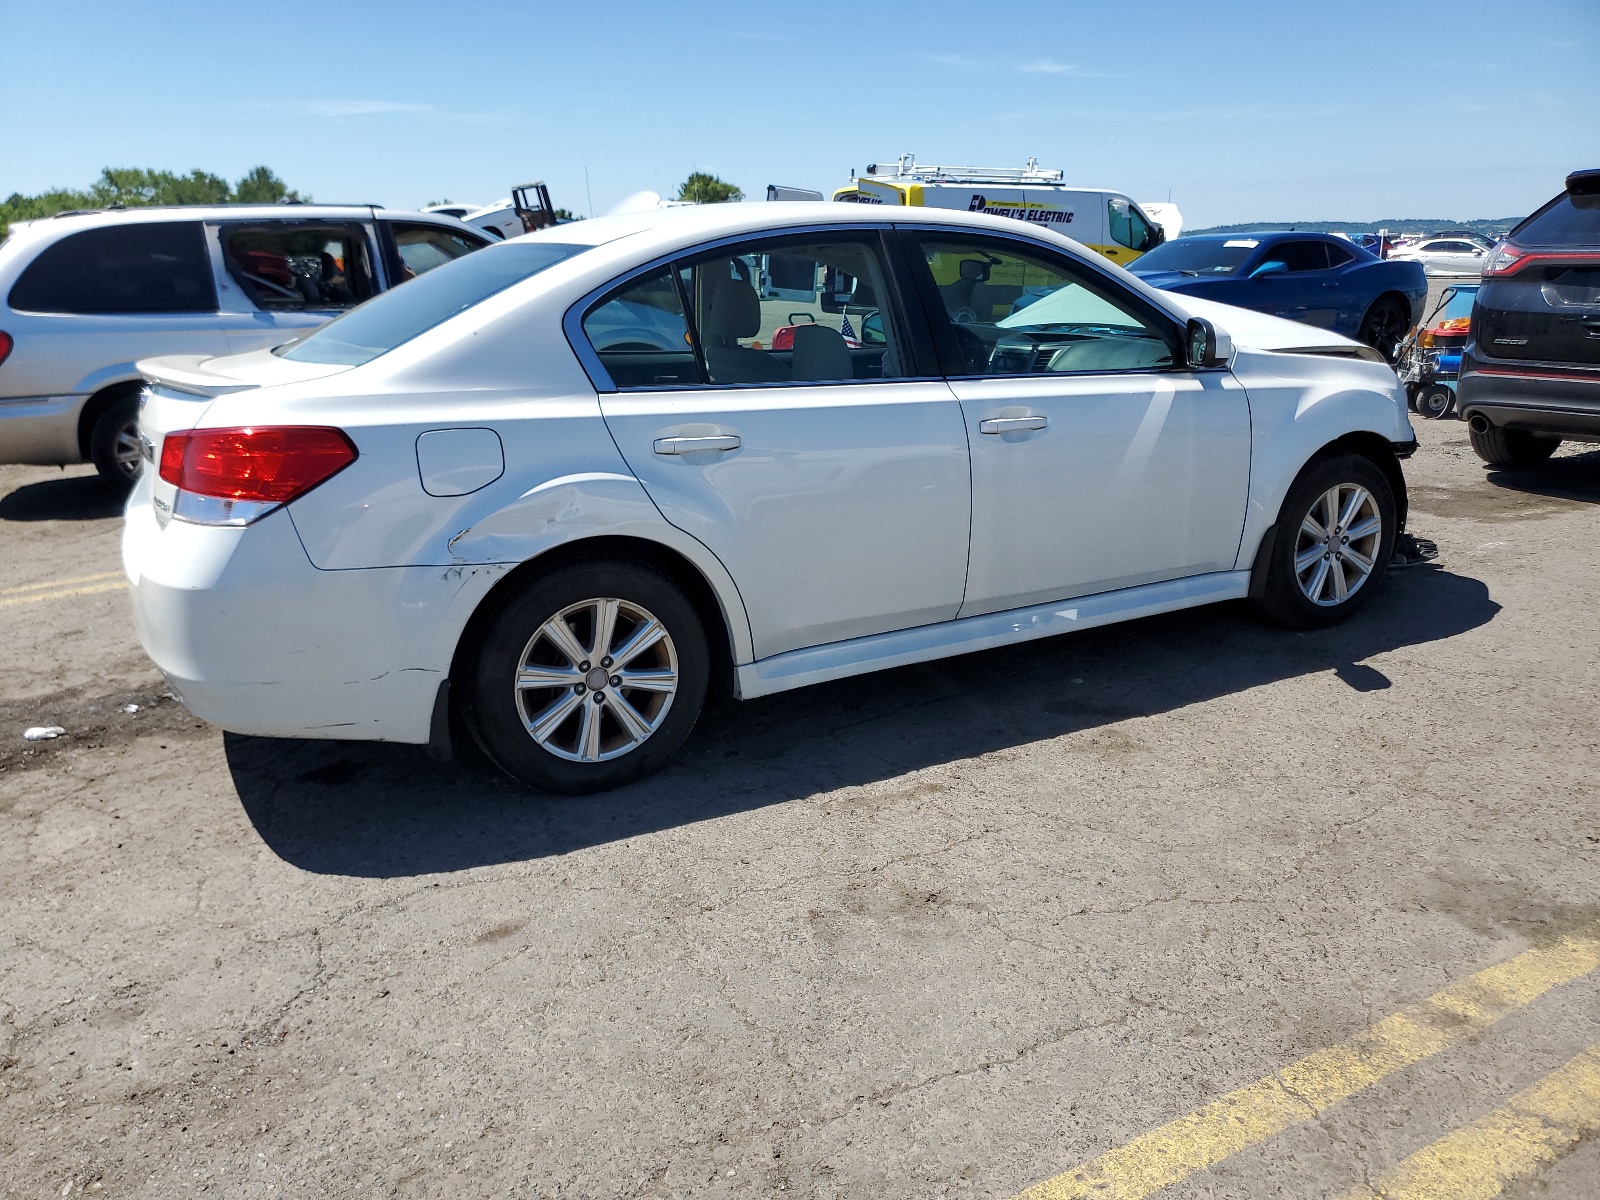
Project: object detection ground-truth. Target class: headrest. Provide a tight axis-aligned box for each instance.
[790,323,853,382]
[704,273,761,340]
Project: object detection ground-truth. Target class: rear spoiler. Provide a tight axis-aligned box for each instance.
[137,355,261,398]
[1567,169,1600,198]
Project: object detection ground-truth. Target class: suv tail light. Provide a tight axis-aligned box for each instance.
[159,426,357,524]
[0,331,12,367]
[1481,242,1529,278]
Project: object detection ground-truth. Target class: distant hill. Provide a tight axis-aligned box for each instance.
[1190,218,1519,238]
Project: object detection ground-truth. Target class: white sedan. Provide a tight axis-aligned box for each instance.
[1389,237,1489,276]
[125,203,1416,793]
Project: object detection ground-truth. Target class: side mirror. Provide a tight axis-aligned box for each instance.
[1186,318,1226,369]
[1250,261,1288,279]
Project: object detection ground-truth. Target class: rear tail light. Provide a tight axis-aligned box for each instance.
[159,425,356,524]
[1481,242,1528,278]
[0,331,12,367]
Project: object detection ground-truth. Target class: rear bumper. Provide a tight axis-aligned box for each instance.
[1457,351,1600,439]
[122,495,508,744]
[0,394,88,465]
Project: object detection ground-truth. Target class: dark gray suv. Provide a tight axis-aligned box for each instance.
[1458,169,1600,467]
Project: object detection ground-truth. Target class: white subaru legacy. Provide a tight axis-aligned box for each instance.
[125,203,1416,793]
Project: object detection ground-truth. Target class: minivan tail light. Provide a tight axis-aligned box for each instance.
[0,331,12,367]
[159,426,357,503]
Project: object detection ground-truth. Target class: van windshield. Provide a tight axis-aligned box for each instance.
[279,241,584,366]
[1129,238,1258,277]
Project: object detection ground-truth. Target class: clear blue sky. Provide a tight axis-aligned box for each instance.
[4,0,1596,228]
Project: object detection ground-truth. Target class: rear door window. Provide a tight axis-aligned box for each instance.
[8,222,217,314]
[221,223,377,311]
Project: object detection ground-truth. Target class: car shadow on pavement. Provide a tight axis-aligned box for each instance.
[228,564,1500,878]
[0,474,123,521]
[1485,446,1600,506]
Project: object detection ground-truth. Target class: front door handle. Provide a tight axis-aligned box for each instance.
[1321,281,1340,288]
[653,434,741,455]
[978,415,1048,435]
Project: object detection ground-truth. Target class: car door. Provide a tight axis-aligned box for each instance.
[210,219,383,353]
[584,230,971,660]
[903,229,1250,616]
[1248,239,1343,327]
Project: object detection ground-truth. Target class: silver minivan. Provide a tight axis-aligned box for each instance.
[0,204,491,489]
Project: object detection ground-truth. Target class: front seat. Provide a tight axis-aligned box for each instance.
[789,323,853,381]
[701,274,786,384]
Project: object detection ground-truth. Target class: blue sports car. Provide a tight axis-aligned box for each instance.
[1129,232,1428,361]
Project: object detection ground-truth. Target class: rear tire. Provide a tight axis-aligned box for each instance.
[1469,423,1560,468]
[461,560,709,794]
[1357,296,1411,363]
[89,392,143,493]
[1253,453,1396,629]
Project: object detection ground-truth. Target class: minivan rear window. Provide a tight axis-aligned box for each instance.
[279,241,585,366]
[9,222,217,314]
[1511,193,1600,248]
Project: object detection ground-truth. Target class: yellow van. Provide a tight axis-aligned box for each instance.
[833,156,1174,267]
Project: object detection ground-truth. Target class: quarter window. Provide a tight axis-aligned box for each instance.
[916,237,1175,376]
[388,222,485,281]
[222,224,376,311]
[8,222,216,314]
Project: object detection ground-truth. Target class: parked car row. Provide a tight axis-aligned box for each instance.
[0,205,493,488]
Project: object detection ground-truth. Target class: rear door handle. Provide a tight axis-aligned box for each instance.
[978,415,1048,434]
[653,434,741,455]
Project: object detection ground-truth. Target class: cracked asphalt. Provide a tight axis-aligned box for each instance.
[1,410,1598,1199]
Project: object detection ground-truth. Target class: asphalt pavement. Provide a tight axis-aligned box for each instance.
[1,408,1597,1199]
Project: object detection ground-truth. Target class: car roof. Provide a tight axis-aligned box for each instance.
[6,204,471,237]
[1173,231,1343,244]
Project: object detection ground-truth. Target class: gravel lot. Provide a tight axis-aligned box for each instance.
[2,404,1597,1198]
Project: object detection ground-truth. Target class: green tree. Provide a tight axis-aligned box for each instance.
[0,166,308,240]
[232,166,302,204]
[676,172,743,204]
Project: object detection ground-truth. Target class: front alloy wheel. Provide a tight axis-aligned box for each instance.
[1254,453,1396,628]
[464,560,709,793]
[1293,483,1383,607]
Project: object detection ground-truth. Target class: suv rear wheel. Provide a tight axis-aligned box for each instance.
[461,560,709,793]
[1468,421,1561,469]
[88,391,143,493]
[1254,453,1396,629]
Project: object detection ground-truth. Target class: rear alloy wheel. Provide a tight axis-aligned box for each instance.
[1357,297,1411,363]
[462,560,709,793]
[89,391,143,493]
[1469,422,1561,469]
[1416,384,1454,420]
[1254,453,1396,628]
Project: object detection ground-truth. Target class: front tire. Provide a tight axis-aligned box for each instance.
[1469,423,1560,468]
[1254,453,1396,629]
[89,392,143,493]
[461,560,709,794]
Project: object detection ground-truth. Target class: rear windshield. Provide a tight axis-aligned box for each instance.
[1129,238,1258,276]
[279,241,584,365]
[1511,192,1600,248]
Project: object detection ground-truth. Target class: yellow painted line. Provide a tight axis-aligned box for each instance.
[0,569,123,597]
[0,581,127,609]
[1338,1044,1600,1200]
[1012,924,1600,1200]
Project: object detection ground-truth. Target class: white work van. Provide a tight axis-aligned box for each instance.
[834,156,1173,268]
